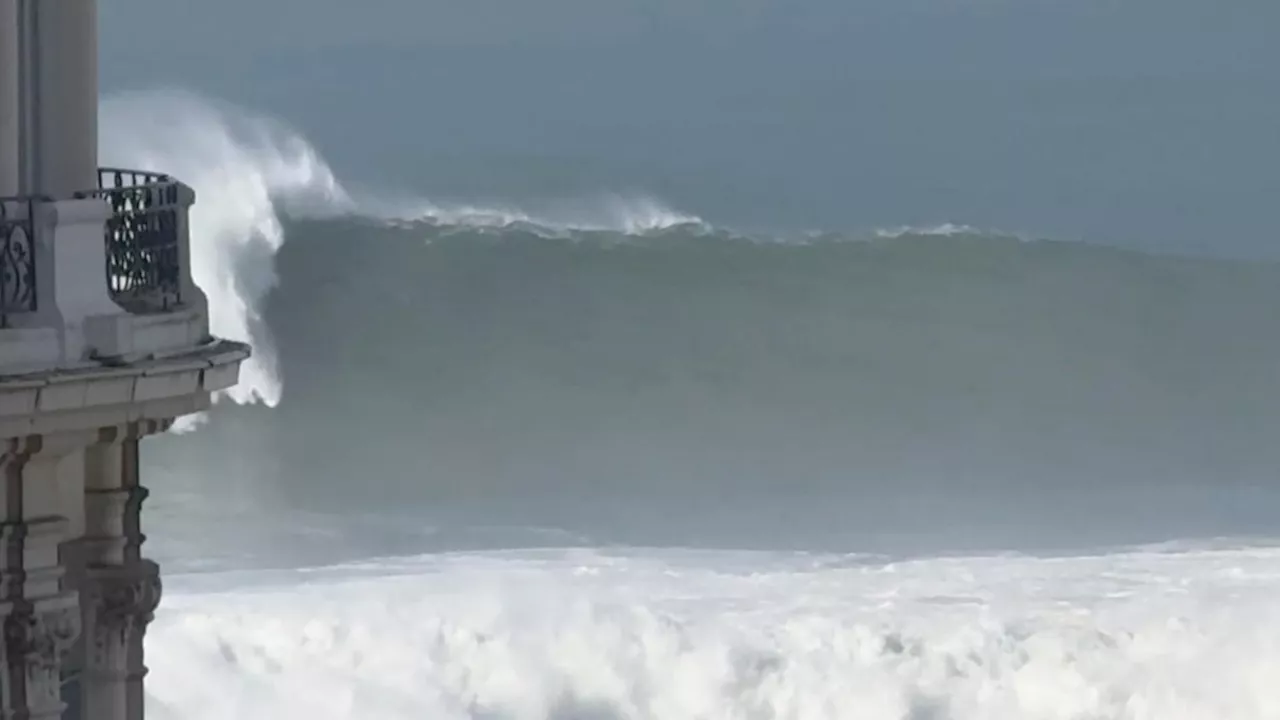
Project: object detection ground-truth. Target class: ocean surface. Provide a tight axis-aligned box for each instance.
[97,89,1280,719]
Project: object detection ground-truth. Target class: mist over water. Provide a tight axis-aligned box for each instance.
[99,90,1280,718]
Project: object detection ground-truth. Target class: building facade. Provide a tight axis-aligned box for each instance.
[1,1,248,717]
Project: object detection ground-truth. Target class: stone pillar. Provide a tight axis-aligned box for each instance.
[77,423,163,720]
[33,0,99,199]
[0,0,19,196]
[0,434,83,719]
[23,198,128,363]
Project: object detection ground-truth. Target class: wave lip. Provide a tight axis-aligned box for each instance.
[370,193,706,237]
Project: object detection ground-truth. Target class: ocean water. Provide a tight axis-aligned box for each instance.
[97,90,1280,719]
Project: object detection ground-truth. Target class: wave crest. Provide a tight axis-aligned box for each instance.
[374,194,705,236]
[99,89,702,416]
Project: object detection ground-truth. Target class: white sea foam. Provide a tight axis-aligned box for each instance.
[874,222,1003,239]
[372,194,704,235]
[146,545,1280,720]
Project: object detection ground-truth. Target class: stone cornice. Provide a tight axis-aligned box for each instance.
[0,339,248,434]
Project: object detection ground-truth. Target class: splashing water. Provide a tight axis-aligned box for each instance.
[100,89,352,409]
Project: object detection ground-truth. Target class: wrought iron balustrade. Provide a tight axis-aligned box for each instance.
[78,168,184,312]
[0,197,37,325]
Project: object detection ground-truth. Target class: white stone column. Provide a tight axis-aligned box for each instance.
[0,0,19,196]
[77,423,164,720]
[0,434,84,720]
[33,0,99,199]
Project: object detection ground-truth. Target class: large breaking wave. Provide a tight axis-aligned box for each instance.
[99,89,702,414]
[102,89,1280,720]
[101,89,1280,558]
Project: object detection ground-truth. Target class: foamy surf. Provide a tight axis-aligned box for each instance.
[146,546,1280,720]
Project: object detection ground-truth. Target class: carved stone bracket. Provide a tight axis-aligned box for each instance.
[85,561,162,641]
[2,598,82,710]
[3,601,81,668]
[82,560,162,687]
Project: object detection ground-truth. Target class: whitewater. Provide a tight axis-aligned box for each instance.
[100,90,1280,720]
[146,546,1280,720]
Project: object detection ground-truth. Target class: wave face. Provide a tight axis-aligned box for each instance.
[147,218,1280,564]
[147,545,1280,720]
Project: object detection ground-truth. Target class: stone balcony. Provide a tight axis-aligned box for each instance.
[0,167,246,437]
[0,167,221,375]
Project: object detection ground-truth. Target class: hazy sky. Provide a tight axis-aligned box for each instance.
[100,0,1280,257]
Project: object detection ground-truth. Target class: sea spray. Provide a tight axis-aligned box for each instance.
[100,89,351,409]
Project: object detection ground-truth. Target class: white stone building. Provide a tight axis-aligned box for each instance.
[0,1,248,717]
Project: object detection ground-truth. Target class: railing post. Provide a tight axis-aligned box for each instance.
[30,196,116,361]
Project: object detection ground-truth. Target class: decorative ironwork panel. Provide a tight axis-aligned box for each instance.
[0,199,37,323]
[84,168,183,311]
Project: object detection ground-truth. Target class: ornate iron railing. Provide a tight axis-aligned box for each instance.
[78,168,183,312]
[0,197,37,325]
